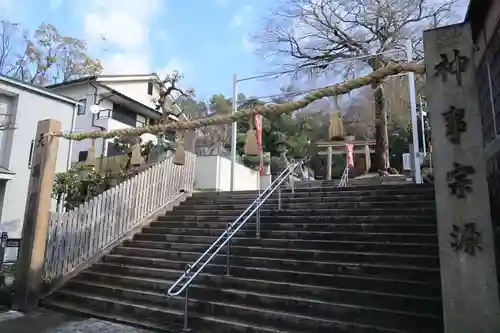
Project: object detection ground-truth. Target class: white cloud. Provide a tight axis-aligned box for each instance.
[0,0,12,11]
[84,12,148,50]
[156,57,192,79]
[80,0,164,74]
[49,0,62,10]
[241,35,254,52]
[102,53,151,75]
[228,5,253,28]
[155,30,169,42]
[229,15,243,28]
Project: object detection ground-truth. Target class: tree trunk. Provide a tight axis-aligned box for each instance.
[372,81,389,173]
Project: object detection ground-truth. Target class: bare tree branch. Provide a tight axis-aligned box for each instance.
[0,21,103,85]
[253,0,463,172]
[254,0,462,76]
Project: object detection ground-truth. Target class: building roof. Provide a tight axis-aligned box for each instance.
[0,75,79,105]
[44,72,188,119]
[465,0,493,42]
[0,166,15,180]
[46,73,161,89]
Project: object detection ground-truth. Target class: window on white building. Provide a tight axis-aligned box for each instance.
[77,99,87,115]
[112,103,137,127]
[78,150,88,162]
[136,114,147,127]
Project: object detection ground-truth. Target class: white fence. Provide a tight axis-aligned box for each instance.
[43,153,196,282]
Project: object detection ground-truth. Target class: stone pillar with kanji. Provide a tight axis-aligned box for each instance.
[423,23,500,332]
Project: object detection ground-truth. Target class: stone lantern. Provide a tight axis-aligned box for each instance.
[275,133,289,174]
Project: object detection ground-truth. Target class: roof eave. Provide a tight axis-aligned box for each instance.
[0,76,80,105]
[464,0,494,42]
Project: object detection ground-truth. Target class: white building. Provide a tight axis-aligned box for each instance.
[46,73,184,162]
[0,75,79,238]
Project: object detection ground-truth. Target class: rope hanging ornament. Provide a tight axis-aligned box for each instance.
[329,96,344,141]
[173,132,186,166]
[244,114,259,156]
[85,139,97,168]
[183,129,196,153]
[130,143,143,167]
[47,63,426,142]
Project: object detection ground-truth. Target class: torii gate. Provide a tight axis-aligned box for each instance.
[316,137,375,180]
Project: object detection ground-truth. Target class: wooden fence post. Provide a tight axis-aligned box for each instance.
[13,119,61,312]
[423,23,500,332]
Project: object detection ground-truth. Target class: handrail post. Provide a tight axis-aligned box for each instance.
[291,174,295,194]
[256,176,261,238]
[256,201,261,238]
[183,286,189,331]
[226,222,231,275]
[0,232,7,268]
[277,184,282,210]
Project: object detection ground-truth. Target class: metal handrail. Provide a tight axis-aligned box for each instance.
[168,159,302,295]
[338,165,349,187]
[167,160,304,329]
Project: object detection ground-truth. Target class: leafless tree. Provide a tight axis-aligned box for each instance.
[254,0,463,172]
[0,21,102,85]
[154,70,194,119]
[0,21,19,77]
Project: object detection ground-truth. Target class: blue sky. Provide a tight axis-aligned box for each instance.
[0,0,279,100]
[0,0,469,103]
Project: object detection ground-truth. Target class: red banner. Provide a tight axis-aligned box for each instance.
[347,143,354,168]
[254,114,264,176]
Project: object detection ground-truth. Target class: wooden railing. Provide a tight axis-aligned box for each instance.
[43,153,196,283]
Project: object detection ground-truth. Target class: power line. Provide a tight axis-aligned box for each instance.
[238,72,409,103]
[237,49,406,82]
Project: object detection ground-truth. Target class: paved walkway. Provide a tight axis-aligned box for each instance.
[0,309,156,332]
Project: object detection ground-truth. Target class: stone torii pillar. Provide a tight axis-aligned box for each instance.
[423,22,500,332]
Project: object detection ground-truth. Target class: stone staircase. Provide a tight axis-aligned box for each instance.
[43,183,443,333]
[292,179,340,188]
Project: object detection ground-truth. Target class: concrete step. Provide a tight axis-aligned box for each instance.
[44,294,288,333]
[287,179,340,188]
[90,262,441,298]
[113,246,439,267]
[191,185,433,199]
[76,271,442,316]
[187,193,435,205]
[132,234,438,255]
[348,176,411,186]
[45,289,417,333]
[158,214,438,224]
[102,254,440,281]
[42,299,180,332]
[137,229,438,244]
[59,279,441,333]
[124,239,439,256]
[173,201,436,211]
[167,208,436,217]
[150,221,438,234]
